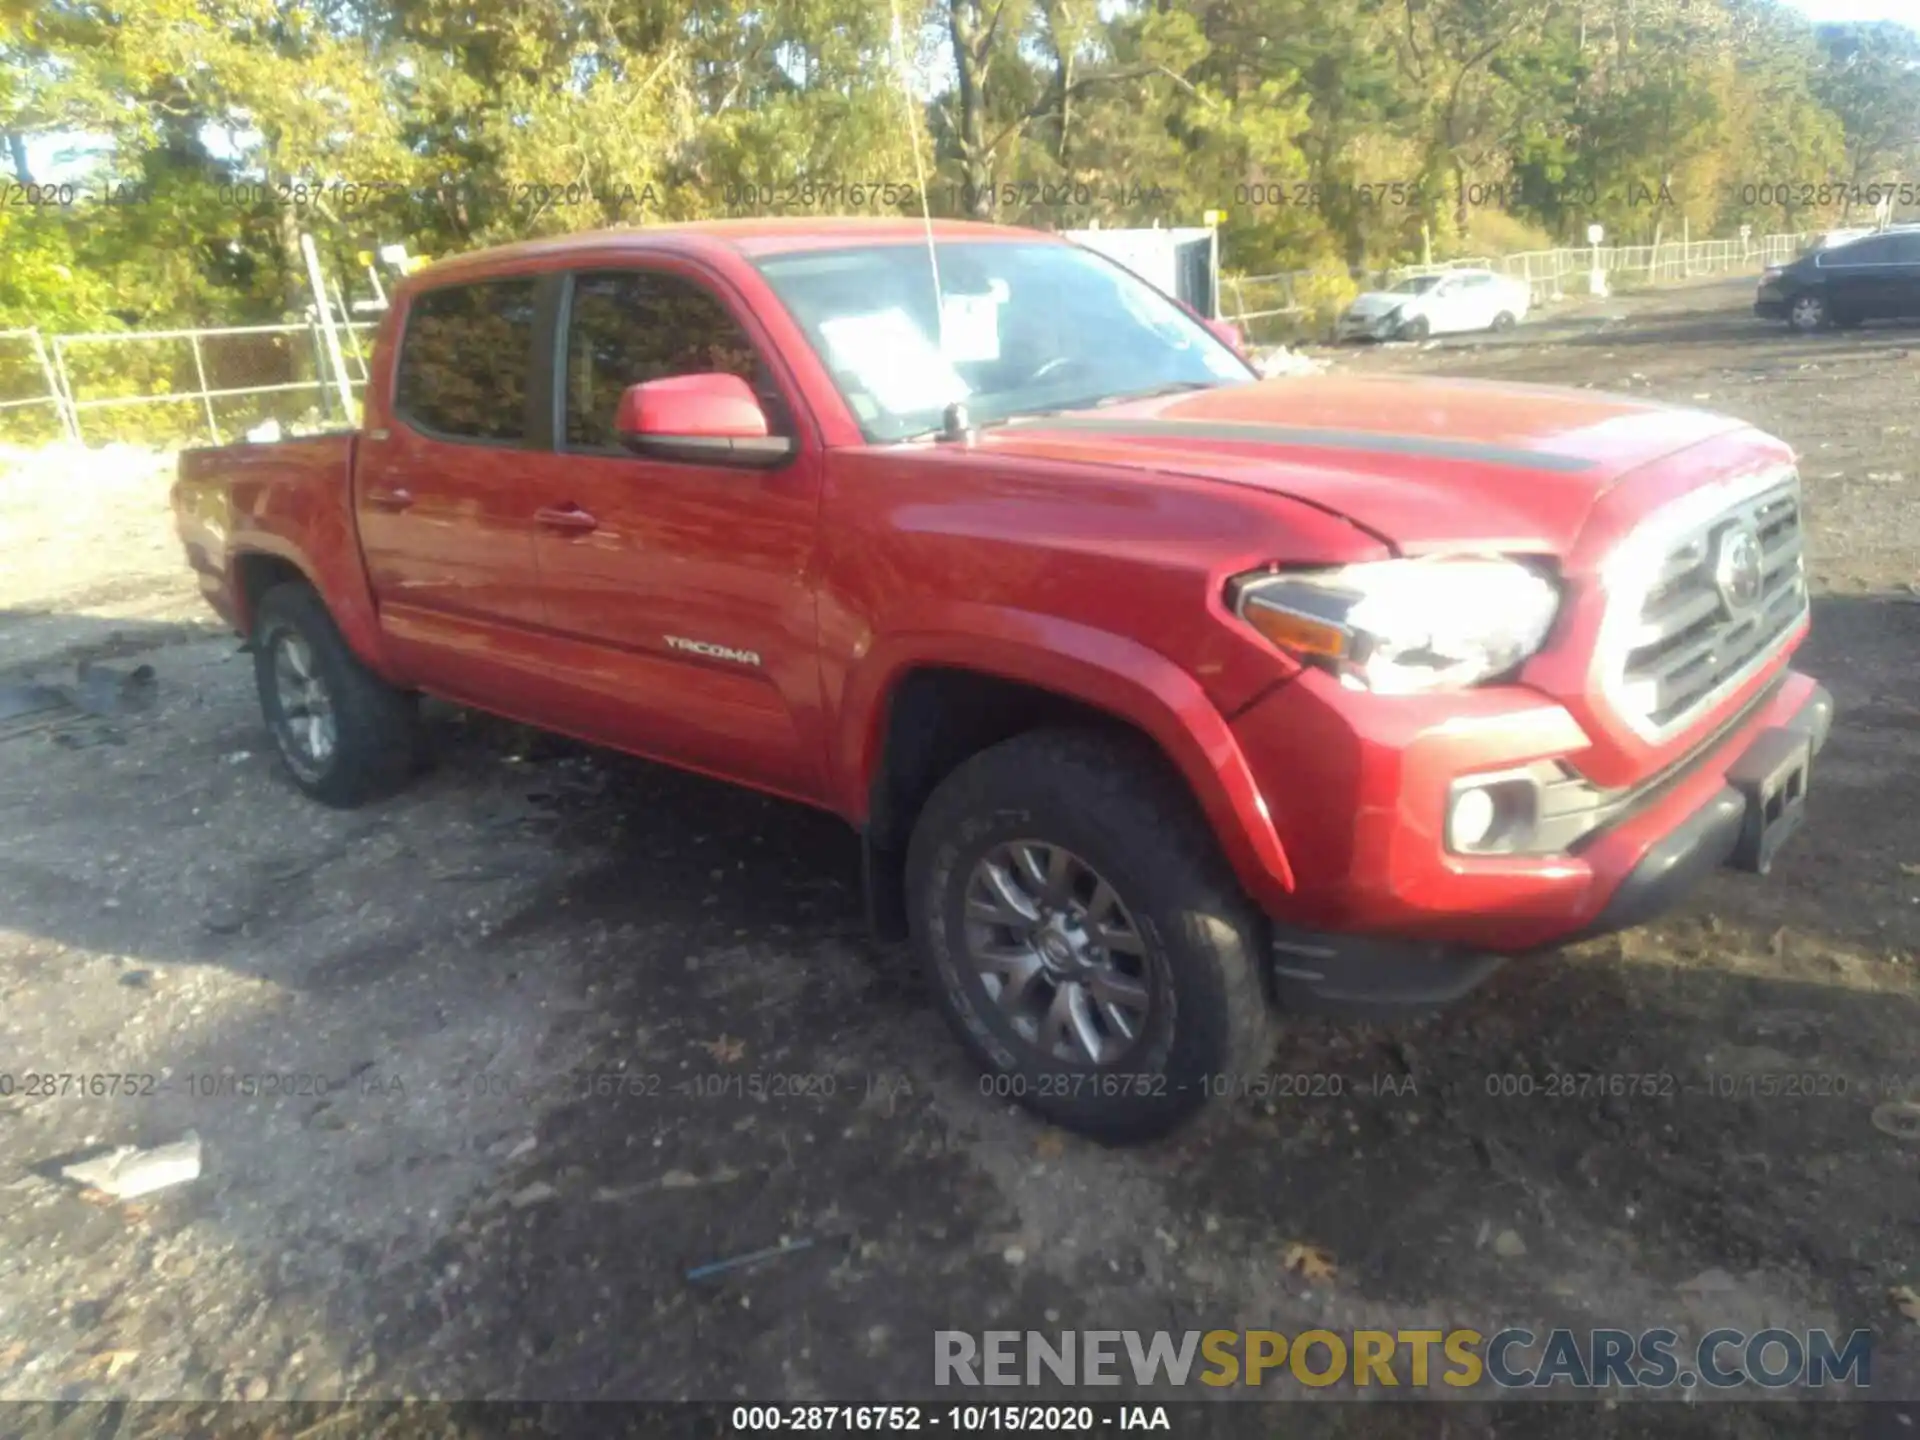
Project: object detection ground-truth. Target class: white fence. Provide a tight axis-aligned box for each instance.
[1225,232,1814,338]
[0,329,80,443]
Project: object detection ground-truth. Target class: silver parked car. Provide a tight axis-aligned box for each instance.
[1336,268,1533,342]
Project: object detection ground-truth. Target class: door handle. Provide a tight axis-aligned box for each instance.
[535,504,599,534]
[365,486,414,511]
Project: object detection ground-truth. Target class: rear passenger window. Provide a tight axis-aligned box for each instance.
[1893,234,1920,264]
[564,270,767,450]
[1823,237,1895,266]
[394,280,538,442]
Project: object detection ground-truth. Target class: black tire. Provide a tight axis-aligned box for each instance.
[1398,314,1431,342]
[1491,311,1517,332]
[905,728,1273,1143]
[1787,293,1829,333]
[251,581,420,807]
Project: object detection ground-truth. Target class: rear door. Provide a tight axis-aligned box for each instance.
[1816,235,1898,323]
[357,276,558,703]
[1888,233,1920,317]
[522,263,829,803]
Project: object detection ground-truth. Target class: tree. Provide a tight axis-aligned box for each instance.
[1813,19,1920,217]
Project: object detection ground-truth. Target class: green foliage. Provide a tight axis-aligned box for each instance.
[0,0,1914,440]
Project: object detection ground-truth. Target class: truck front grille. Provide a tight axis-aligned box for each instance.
[1610,474,1806,738]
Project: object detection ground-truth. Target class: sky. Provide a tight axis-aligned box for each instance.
[1784,0,1920,20]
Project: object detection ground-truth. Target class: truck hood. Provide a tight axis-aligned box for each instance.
[968,375,1756,554]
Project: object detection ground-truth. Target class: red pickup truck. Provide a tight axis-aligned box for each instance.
[174,218,1830,1140]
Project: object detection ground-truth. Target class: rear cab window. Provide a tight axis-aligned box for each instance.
[393,279,539,443]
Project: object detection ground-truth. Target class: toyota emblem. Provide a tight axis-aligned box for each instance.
[1714,525,1764,614]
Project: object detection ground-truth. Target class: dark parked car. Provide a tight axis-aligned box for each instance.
[1756,228,1920,331]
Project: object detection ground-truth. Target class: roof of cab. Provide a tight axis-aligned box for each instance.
[404,216,1051,287]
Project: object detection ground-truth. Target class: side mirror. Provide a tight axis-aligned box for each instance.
[614,373,795,467]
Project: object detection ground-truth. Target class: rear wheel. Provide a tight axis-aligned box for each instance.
[1491,311,1517,332]
[252,582,420,807]
[906,729,1272,1143]
[1788,294,1829,332]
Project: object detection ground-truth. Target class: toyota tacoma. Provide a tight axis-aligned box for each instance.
[173,218,1830,1141]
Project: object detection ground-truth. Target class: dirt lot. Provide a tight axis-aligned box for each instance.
[0,277,1915,1437]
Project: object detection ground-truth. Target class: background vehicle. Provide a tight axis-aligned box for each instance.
[1334,268,1532,342]
[1757,229,1920,331]
[173,218,1829,1143]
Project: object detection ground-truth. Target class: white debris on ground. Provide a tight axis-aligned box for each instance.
[1249,344,1326,377]
[62,1132,204,1199]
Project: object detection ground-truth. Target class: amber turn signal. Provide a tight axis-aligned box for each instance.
[1240,600,1349,660]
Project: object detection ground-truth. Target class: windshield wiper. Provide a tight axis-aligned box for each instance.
[1092,379,1221,407]
[1012,379,1222,423]
[890,381,1222,443]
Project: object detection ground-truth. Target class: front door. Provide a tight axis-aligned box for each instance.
[1422,275,1476,334]
[357,276,557,706]
[524,264,828,804]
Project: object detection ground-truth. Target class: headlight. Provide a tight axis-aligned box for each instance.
[1229,557,1561,693]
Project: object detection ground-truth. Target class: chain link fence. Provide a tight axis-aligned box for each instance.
[0,317,378,449]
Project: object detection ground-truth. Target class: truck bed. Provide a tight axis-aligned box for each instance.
[174,432,361,636]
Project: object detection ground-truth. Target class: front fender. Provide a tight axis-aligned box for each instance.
[834,605,1296,909]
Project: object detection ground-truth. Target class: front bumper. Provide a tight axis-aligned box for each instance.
[1571,683,1829,937]
[1753,296,1789,320]
[1335,312,1404,341]
[1238,669,1832,1011]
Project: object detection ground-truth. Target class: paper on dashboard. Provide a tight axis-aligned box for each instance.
[939,281,1007,363]
[819,308,971,415]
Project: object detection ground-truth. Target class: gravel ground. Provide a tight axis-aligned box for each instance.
[0,279,1915,1437]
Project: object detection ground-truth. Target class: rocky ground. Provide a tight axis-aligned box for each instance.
[0,279,1915,1439]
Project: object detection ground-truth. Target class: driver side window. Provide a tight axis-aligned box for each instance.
[563,269,784,450]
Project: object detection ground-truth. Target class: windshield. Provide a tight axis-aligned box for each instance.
[1390,275,1444,295]
[753,241,1255,442]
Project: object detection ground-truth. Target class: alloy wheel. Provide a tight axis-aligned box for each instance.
[961,840,1153,1065]
[270,630,337,778]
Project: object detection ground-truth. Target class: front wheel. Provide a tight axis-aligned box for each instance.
[1398,315,1431,342]
[1788,294,1829,332]
[1491,311,1517,332]
[906,729,1273,1143]
[252,582,420,807]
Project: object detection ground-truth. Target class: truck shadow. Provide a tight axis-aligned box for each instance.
[0,609,220,679]
[0,597,1912,1426]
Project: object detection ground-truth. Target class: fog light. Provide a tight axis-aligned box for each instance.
[1450,787,1498,849]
